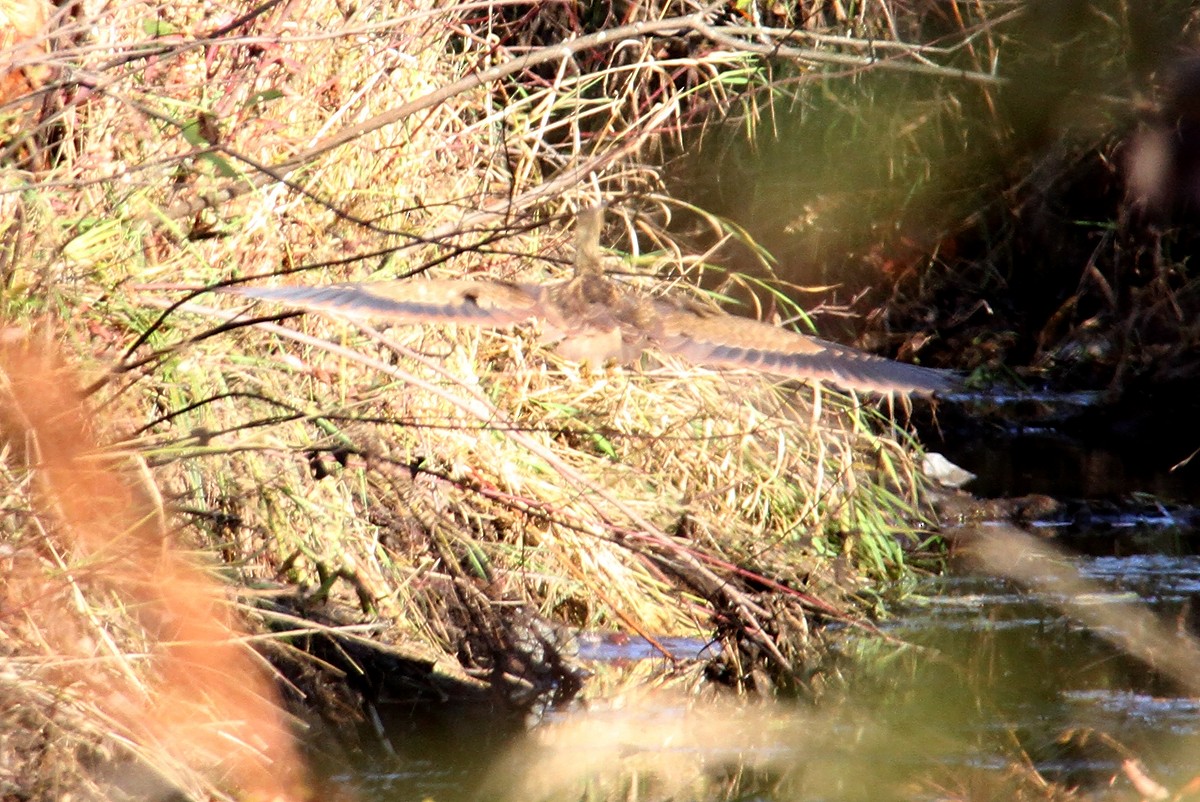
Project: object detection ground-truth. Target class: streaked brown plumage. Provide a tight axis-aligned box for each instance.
[227,209,954,395]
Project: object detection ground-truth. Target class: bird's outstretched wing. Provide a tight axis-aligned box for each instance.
[652,305,953,395]
[225,280,547,327]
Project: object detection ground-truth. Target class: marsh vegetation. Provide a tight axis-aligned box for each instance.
[2,0,1199,799]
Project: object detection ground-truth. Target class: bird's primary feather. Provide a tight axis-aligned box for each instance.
[224,209,953,395]
[226,278,952,395]
[229,279,545,326]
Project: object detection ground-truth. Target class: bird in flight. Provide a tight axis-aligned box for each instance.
[226,209,953,395]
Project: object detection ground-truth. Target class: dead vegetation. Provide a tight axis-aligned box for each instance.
[0,0,1010,797]
[0,332,306,800]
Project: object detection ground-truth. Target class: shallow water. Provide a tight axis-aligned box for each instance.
[873,539,1200,796]
[329,416,1200,801]
[331,520,1200,801]
[931,389,1200,504]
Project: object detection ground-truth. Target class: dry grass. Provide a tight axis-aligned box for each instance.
[0,0,971,796]
[0,332,306,800]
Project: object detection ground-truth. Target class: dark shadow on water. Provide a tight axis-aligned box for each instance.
[310,701,525,802]
[920,389,1200,505]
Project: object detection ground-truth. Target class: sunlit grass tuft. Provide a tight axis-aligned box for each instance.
[0,0,960,793]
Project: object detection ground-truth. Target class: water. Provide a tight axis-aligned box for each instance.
[333,525,1200,800]
[872,543,1200,797]
[929,389,1200,505]
[327,416,1200,800]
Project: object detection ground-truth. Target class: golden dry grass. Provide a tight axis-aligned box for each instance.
[0,0,970,795]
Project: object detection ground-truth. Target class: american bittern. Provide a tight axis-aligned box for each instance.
[227,209,953,395]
